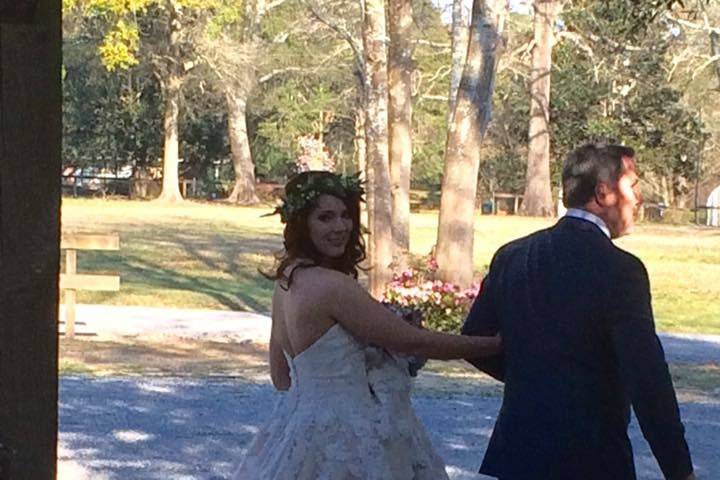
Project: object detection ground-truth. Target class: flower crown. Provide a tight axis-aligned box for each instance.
[270,171,365,223]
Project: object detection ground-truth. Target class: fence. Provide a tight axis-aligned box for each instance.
[60,233,120,339]
[61,175,202,199]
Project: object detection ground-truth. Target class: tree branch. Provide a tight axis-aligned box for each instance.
[565,26,643,52]
[265,0,290,13]
[306,3,366,87]
[665,12,720,35]
[414,39,451,49]
[258,66,305,83]
[420,94,448,102]
[692,53,720,80]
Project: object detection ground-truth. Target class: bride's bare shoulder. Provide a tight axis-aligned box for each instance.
[288,266,359,299]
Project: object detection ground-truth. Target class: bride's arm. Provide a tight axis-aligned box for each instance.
[314,269,501,360]
[269,302,290,391]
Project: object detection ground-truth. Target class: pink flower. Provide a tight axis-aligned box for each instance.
[442,283,456,293]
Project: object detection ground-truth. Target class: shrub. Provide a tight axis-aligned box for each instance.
[382,256,482,333]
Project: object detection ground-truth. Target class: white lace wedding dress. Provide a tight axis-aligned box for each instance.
[233,322,449,479]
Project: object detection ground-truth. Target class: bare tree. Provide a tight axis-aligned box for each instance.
[520,0,562,217]
[388,0,414,268]
[199,0,295,205]
[362,0,393,297]
[435,0,507,288]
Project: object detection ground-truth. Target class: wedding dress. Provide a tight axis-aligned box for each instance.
[233,322,449,479]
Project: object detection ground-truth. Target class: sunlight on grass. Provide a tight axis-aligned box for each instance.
[61,198,720,333]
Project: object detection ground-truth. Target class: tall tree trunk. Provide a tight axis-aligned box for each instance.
[449,0,470,124]
[226,90,259,204]
[158,75,184,203]
[388,0,413,269]
[436,0,506,288]
[0,1,61,476]
[362,0,393,298]
[521,0,559,217]
[157,1,184,203]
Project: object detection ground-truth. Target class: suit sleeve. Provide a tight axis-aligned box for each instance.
[609,256,693,480]
[461,253,505,381]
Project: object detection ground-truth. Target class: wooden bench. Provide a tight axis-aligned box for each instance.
[492,192,523,215]
[60,233,120,339]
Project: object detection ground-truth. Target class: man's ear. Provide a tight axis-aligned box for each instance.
[594,182,616,207]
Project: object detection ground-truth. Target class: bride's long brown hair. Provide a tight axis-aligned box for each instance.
[263,171,367,288]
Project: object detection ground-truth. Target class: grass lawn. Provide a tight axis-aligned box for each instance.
[61,197,720,334]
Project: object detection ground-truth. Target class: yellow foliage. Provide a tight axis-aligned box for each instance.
[98,20,140,71]
[62,0,78,13]
[81,0,154,15]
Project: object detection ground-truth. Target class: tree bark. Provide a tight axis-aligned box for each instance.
[158,74,184,203]
[520,0,559,217]
[448,0,470,124]
[436,0,506,288]
[226,90,260,204]
[362,0,393,297]
[355,106,370,234]
[0,0,61,476]
[388,0,413,268]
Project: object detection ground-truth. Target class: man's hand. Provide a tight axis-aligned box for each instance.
[683,472,696,480]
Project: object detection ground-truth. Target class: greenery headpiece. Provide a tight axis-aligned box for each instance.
[271,171,365,223]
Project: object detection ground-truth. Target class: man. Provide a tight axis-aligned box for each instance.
[463,143,695,480]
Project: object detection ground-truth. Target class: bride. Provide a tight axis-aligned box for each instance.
[234,171,500,479]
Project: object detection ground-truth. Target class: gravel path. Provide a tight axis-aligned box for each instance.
[59,375,718,480]
[59,306,720,479]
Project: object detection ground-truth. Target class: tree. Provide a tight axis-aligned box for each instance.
[156,2,188,202]
[256,0,362,177]
[388,0,414,267]
[435,0,507,288]
[520,0,562,217]
[67,0,220,203]
[547,0,707,206]
[63,19,164,173]
[362,0,393,297]
[198,0,290,204]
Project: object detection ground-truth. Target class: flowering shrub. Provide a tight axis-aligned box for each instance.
[295,134,335,172]
[382,256,482,333]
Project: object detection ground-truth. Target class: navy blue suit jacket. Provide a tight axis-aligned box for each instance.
[462,216,693,480]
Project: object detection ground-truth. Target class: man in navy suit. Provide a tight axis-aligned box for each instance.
[462,143,695,480]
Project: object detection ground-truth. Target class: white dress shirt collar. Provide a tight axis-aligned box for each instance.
[564,208,611,239]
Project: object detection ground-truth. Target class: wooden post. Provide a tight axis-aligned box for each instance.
[64,249,78,339]
[0,0,61,477]
[59,234,120,338]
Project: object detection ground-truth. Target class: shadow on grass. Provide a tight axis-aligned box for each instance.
[79,229,281,311]
[122,252,267,312]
